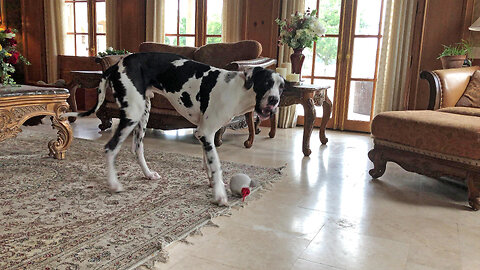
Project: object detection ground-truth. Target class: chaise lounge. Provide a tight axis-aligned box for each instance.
[369,66,480,211]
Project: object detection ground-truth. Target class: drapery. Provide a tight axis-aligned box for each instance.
[277,0,304,128]
[145,0,165,43]
[105,0,120,48]
[222,0,244,43]
[373,0,415,115]
[44,0,65,83]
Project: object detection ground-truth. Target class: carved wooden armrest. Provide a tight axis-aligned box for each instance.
[224,57,277,71]
[420,70,441,110]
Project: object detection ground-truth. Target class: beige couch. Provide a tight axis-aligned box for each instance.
[95,40,276,147]
[369,66,480,211]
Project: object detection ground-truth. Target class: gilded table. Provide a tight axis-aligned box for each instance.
[0,85,73,159]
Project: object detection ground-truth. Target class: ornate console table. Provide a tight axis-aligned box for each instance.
[0,85,73,159]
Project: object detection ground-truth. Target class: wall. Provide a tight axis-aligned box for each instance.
[406,0,472,110]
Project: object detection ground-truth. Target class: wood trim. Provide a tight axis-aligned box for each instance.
[405,0,426,110]
[368,143,480,210]
[21,0,47,83]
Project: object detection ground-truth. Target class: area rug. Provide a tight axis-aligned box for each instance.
[0,131,284,270]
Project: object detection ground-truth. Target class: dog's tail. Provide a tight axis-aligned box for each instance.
[63,67,112,118]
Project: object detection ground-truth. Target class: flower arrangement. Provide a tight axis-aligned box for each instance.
[275,9,326,50]
[97,47,130,57]
[0,28,30,86]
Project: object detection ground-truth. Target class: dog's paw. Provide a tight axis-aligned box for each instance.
[146,171,161,180]
[213,184,228,206]
[110,182,124,193]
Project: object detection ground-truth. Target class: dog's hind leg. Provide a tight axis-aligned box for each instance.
[195,130,228,206]
[104,105,143,192]
[203,152,213,187]
[132,96,160,180]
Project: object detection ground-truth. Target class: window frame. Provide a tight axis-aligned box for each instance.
[163,0,222,47]
[64,0,106,56]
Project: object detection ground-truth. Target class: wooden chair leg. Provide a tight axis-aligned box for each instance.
[368,148,387,178]
[244,112,255,148]
[214,126,227,147]
[96,103,112,131]
[467,172,480,211]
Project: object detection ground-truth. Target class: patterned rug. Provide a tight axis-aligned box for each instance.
[0,131,284,269]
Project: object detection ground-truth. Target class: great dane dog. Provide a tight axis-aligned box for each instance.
[64,52,285,205]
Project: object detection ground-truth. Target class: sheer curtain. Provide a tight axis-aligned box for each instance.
[145,0,165,43]
[222,0,244,42]
[373,0,415,115]
[277,0,304,128]
[44,0,65,83]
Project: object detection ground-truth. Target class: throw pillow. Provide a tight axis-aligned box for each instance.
[456,69,480,107]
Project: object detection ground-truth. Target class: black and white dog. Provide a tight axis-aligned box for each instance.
[64,52,285,205]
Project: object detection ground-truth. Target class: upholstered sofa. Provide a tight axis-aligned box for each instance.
[369,66,480,211]
[95,40,276,147]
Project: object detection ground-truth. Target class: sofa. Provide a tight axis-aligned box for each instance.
[95,40,276,147]
[369,66,480,211]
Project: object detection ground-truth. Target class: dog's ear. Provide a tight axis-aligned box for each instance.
[243,67,262,90]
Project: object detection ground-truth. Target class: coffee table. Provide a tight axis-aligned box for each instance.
[0,85,73,159]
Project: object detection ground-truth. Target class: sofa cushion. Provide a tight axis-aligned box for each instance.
[139,42,197,59]
[456,70,480,108]
[371,110,480,160]
[193,40,262,68]
[438,106,480,117]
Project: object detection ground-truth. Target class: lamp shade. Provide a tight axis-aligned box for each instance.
[470,17,480,31]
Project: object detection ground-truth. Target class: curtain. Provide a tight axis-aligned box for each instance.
[222,0,244,43]
[373,0,415,115]
[146,0,165,43]
[105,0,120,48]
[277,0,305,64]
[277,0,304,128]
[44,0,65,83]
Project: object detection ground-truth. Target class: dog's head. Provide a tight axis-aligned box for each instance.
[244,67,285,120]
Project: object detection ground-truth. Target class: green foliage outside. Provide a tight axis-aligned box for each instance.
[314,0,373,66]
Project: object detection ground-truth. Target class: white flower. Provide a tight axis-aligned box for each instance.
[107,47,113,51]
[5,33,15,39]
[312,20,326,36]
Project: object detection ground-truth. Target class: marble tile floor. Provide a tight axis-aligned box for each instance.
[25,117,479,270]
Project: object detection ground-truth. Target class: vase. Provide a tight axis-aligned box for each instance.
[290,48,305,80]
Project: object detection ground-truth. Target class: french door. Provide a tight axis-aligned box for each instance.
[298,0,385,132]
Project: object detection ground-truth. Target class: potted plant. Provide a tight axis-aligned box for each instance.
[438,40,472,69]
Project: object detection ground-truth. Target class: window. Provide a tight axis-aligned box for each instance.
[64,0,107,56]
[164,0,223,47]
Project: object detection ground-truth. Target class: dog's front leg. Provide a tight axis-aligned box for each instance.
[195,131,228,206]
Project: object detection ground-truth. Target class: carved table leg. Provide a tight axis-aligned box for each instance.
[67,83,79,123]
[320,95,332,145]
[244,111,255,148]
[466,172,480,211]
[368,148,387,178]
[300,94,316,156]
[269,111,277,138]
[214,126,226,147]
[48,103,73,160]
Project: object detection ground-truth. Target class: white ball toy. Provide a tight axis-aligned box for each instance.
[230,173,257,201]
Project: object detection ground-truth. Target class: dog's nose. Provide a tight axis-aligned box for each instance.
[267,96,279,106]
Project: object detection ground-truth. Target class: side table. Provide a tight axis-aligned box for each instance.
[67,70,103,122]
[270,83,331,156]
[0,85,73,159]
